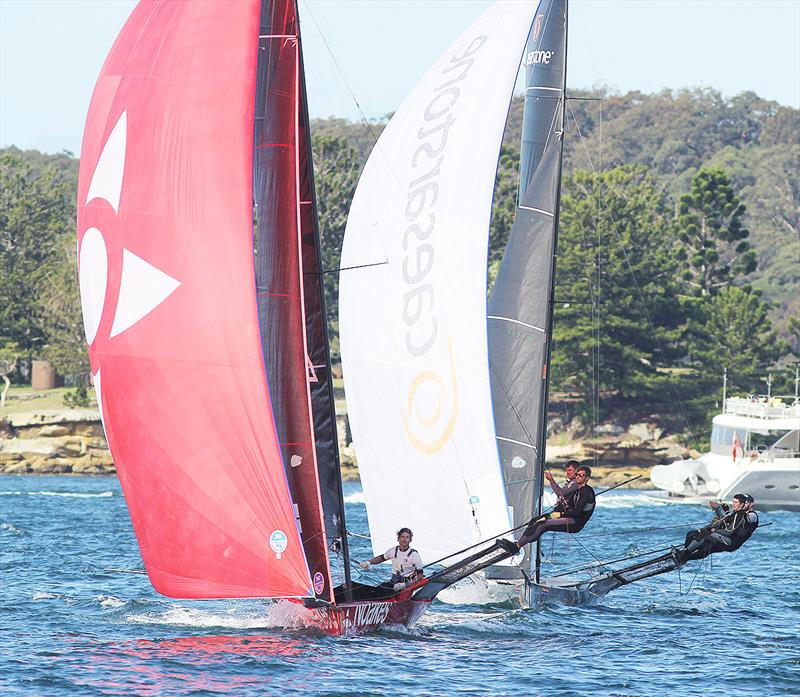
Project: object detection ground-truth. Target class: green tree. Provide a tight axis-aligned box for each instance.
[488,145,520,288]
[674,168,755,297]
[36,232,89,384]
[312,134,363,359]
[688,286,786,394]
[551,165,685,410]
[0,152,75,373]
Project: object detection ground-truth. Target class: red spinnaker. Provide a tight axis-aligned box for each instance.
[76,0,312,598]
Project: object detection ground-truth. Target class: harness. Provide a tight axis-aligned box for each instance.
[390,545,419,579]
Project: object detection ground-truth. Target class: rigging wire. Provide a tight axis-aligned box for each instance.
[300,1,381,149]
[567,98,699,450]
[546,543,677,579]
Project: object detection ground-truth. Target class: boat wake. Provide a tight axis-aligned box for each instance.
[342,491,365,505]
[437,575,522,607]
[0,490,114,498]
[1,521,25,534]
[96,594,126,609]
[125,601,331,632]
[596,493,674,509]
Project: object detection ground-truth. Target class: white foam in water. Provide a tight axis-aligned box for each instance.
[0,490,114,498]
[126,601,323,631]
[417,607,507,632]
[97,594,126,609]
[1,522,24,534]
[596,492,671,509]
[32,591,59,601]
[343,491,365,504]
[437,574,522,606]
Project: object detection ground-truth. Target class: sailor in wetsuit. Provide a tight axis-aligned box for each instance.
[498,465,596,552]
[545,460,580,503]
[358,527,424,590]
[677,493,758,563]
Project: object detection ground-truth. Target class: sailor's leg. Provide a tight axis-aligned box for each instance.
[683,528,713,555]
[515,520,545,548]
[706,532,732,553]
[517,517,575,548]
[685,531,731,561]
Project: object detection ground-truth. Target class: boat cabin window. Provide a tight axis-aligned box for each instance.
[748,430,786,453]
[710,425,749,455]
[710,425,794,456]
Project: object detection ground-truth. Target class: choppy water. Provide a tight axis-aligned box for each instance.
[2,475,799,696]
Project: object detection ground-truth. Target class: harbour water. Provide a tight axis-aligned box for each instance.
[2,475,798,696]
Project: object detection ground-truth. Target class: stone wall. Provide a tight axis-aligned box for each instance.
[0,409,114,475]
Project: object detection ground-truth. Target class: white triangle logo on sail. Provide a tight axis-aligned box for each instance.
[85,111,127,213]
[109,248,181,338]
[78,228,108,346]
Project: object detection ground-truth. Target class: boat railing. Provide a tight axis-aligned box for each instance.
[759,447,800,461]
[725,397,800,420]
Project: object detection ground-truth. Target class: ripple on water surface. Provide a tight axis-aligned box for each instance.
[1,476,799,696]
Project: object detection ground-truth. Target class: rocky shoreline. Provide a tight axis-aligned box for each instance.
[1,408,683,488]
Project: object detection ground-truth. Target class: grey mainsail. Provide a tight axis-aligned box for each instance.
[486,0,568,580]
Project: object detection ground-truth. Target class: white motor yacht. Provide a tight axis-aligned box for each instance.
[651,393,800,512]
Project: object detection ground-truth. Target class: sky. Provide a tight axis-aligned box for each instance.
[1,0,799,155]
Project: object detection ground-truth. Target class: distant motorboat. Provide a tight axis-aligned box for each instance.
[651,386,800,512]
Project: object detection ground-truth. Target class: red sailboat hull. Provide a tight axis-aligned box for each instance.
[292,578,435,635]
[305,597,433,636]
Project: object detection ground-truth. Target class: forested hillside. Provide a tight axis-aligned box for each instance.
[1,89,797,436]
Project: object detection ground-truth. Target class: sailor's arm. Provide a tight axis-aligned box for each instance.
[358,553,387,569]
[545,470,566,500]
[708,500,729,525]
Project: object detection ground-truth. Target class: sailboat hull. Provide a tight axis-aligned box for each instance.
[303,596,433,636]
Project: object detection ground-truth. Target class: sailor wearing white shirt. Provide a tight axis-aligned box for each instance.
[358,527,424,590]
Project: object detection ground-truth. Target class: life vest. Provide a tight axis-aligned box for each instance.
[729,511,758,551]
[561,485,595,531]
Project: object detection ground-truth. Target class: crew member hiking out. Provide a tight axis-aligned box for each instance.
[547,459,579,502]
[358,527,424,590]
[677,493,758,563]
[497,465,596,552]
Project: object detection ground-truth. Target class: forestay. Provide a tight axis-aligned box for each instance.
[339,2,539,561]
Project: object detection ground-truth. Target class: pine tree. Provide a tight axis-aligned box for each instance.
[674,167,755,296]
[312,134,363,360]
[551,165,685,410]
[689,286,786,393]
[0,153,75,372]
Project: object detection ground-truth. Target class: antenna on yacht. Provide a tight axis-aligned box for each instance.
[722,368,727,412]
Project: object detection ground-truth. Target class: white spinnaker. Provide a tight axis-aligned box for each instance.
[339,1,538,562]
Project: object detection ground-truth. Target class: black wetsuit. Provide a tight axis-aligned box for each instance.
[516,485,596,547]
[683,510,758,561]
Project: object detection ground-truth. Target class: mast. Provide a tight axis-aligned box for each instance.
[253,0,347,603]
[535,0,569,586]
[296,26,353,598]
